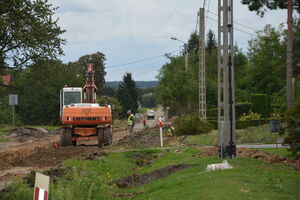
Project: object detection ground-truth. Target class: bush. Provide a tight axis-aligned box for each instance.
[236,119,269,129]
[250,94,271,118]
[174,114,212,136]
[235,102,251,119]
[284,101,300,156]
[239,112,261,121]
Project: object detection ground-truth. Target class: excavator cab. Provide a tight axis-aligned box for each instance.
[59,87,82,118]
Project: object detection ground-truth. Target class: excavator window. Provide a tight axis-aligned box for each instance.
[64,91,81,106]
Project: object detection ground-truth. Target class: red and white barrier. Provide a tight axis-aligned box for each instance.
[33,172,49,200]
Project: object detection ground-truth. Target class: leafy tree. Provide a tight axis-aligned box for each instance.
[75,52,106,93]
[187,31,199,53]
[12,60,82,125]
[117,73,139,117]
[241,0,300,16]
[206,29,217,52]
[241,25,286,95]
[141,92,157,108]
[0,0,65,70]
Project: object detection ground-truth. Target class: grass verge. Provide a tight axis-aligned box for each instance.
[1,147,299,200]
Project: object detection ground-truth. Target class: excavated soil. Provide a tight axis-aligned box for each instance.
[113,164,198,188]
[117,129,161,147]
[194,146,300,170]
[9,127,59,142]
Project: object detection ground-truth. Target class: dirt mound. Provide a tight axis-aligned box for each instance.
[113,164,198,188]
[9,127,58,142]
[194,146,300,170]
[118,129,160,147]
[14,146,96,168]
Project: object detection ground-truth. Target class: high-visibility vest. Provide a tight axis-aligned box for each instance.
[128,114,134,126]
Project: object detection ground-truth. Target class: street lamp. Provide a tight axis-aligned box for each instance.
[170,37,189,72]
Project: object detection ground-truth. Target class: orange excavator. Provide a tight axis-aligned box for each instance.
[59,58,112,147]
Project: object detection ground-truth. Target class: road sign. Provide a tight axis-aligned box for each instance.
[9,94,18,105]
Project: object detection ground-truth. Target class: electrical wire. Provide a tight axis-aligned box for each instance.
[206,16,256,37]
[207,9,259,32]
[106,49,180,69]
[106,60,165,73]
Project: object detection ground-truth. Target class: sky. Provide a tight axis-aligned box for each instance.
[48,0,287,81]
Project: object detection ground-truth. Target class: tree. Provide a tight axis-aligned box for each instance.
[187,31,199,53]
[12,60,82,125]
[241,0,300,16]
[206,29,217,52]
[117,73,139,117]
[0,0,65,70]
[242,25,286,95]
[75,52,106,93]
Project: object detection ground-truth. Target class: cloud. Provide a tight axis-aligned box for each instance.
[49,0,287,80]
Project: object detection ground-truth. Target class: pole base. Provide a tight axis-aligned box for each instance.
[218,145,236,159]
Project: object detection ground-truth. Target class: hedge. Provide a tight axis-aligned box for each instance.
[250,94,271,118]
[208,119,269,130]
[207,103,252,121]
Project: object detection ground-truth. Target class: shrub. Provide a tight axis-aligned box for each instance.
[235,102,251,119]
[284,101,300,156]
[239,112,262,121]
[250,94,271,118]
[174,114,212,136]
[236,119,269,129]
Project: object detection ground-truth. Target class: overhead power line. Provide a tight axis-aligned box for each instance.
[207,10,259,32]
[206,16,256,37]
[106,49,180,69]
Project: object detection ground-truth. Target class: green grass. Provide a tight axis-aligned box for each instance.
[0,126,13,142]
[183,125,287,146]
[184,130,218,146]
[236,124,286,144]
[2,147,300,200]
[258,148,300,159]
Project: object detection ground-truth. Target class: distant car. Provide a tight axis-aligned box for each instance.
[146,109,155,120]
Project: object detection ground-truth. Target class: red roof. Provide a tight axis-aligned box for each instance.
[1,74,11,85]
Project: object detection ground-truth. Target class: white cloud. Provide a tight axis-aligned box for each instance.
[49,0,288,80]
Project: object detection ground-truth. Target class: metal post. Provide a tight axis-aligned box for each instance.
[218,0,236,159]
[12,105,15,128]
[198,8,207,120]
[287,0,294,108]
[185,48,189,73]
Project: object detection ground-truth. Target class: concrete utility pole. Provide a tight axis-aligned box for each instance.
[218,0,236,159]
[287,0,294,108]
[198,8,206,120]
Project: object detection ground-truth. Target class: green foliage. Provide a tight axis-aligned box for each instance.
[235,102,252,119]
[242,25,286,95]
[0,97,22,126]
[12,60,82,125]
[141,92,157,108]
[174,114,212,136]
[284,101,300,156]
[0,0,65,70]
[75,52,106,93]
[239,112,262,121]
[236,119,269,129]
[117,73,139,117]
[206,29,217,52]
[241,0,300,16]
[250,94,271,118]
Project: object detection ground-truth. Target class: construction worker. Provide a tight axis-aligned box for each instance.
[127,110,135,136]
